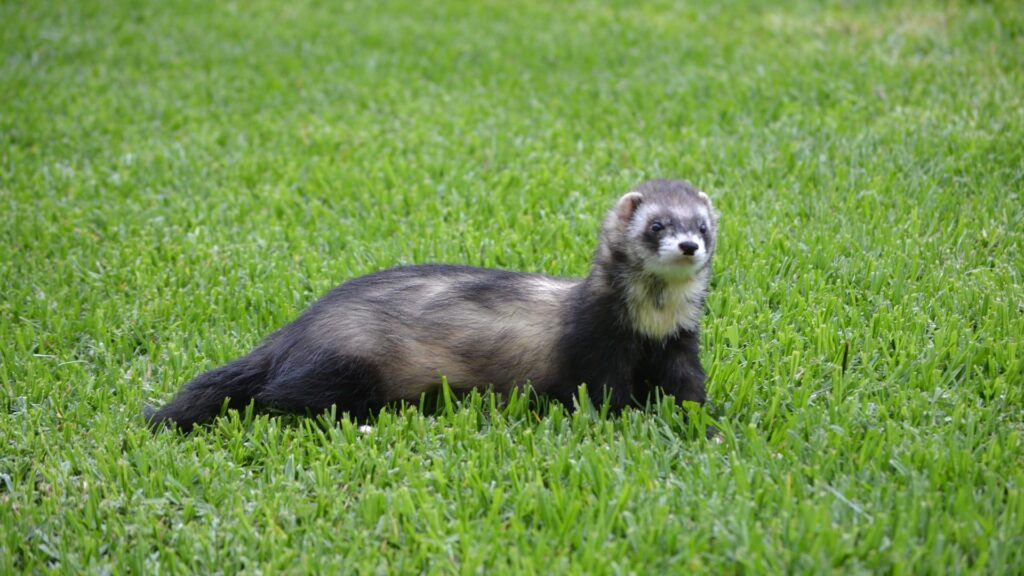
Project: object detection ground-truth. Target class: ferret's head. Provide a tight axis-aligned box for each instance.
[601,179,718,281]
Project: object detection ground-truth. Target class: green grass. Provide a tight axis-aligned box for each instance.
[2,0,1023,572]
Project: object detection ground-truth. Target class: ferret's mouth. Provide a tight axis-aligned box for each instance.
[668,253,696,262]
[646,254,706,279]
[660,252,702,265]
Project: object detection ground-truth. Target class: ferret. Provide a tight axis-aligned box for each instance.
[145,179,718,432]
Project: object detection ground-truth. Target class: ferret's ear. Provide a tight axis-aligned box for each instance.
[697,190,720,223]
[615,192,644,223]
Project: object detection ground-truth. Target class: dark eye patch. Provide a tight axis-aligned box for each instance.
[641,218,665,252]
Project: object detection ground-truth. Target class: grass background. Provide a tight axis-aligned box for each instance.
[2,0,1022,572]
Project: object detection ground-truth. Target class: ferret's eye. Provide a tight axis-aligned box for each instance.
[699,223,708,234]
[649,222,664,233]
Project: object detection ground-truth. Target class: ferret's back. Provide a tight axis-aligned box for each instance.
[295,265,579,396]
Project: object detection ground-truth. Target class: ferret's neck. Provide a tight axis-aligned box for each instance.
[586,261,709,340]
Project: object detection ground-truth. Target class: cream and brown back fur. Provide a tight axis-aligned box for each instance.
[299,266,578,398]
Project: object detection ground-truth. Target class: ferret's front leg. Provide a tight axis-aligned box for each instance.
[651,330,707,406]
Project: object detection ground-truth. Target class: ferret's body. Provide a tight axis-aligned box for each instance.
[147,180,718,431]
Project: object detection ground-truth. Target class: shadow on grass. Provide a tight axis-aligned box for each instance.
[155,382,722,442]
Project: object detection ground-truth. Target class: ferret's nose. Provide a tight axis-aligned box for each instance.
[678,241,699,256]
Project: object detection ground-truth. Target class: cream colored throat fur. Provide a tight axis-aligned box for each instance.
[625,269,709,339]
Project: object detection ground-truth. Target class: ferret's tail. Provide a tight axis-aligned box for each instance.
[145,356,266,433]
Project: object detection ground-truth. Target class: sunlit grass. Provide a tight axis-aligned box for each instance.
[2,0,1022,572]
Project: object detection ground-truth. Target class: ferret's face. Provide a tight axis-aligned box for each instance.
[630,202,715,279]
[608,183,717,281]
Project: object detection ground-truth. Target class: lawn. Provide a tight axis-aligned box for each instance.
[2,0,1022,572]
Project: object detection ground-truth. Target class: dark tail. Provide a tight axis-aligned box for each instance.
[145,356,266,433]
